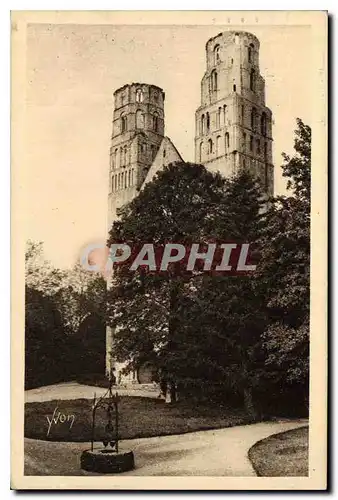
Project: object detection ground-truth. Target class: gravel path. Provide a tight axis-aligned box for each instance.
[24,420,308,476]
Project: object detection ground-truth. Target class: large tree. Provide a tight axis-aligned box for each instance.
[172,171,266,415]
[55,263,107,336]
[25,286,71,388]
[25,241,107,386]
[107,163,266,413]
[258,118,311,411]
[25,240,66,295]
[107,163,226,393]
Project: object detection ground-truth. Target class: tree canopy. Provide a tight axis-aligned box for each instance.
[107,162,266,413]
[258,118,311,401]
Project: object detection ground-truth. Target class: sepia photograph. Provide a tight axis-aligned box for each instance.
[11,10,327,490]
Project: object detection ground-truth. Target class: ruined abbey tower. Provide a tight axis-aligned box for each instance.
[108,83,183,226]
[195,31,274,195]
[106,31,274,381]
[106,83,182,379]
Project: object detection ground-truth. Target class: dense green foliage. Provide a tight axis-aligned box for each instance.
[258,119,310,409]
[107,119,311,416]
[25,242,107,388]
[107,164,265,412]
[26,119,311,418]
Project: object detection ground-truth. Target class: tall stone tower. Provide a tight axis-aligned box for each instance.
[108,83,165,224]
[194,31,274,195]
[106,82,183,381]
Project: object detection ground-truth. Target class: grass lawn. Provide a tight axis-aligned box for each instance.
[25,396,254,442]
[248,426,308,476]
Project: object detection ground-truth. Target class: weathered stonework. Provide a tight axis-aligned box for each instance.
[194,31,274,196]
[108,83,165,225]
[106,83,183,380]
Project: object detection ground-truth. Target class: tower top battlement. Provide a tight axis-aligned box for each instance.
[204,30,261,72]
[195,30,274,197]
[113,83,165,110]
[206,31,260,51]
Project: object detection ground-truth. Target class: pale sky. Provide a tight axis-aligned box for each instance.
[25,23,312,269]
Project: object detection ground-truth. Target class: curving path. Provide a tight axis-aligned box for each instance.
[24,420,308,476]
[25,383,307,476]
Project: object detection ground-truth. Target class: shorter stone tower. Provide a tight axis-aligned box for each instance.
[194,31,274,195]
[106,82,183,381]
[108,83,165,224]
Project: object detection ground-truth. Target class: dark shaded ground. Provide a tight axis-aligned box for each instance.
[248,426,309,476]
[25,397,254,442]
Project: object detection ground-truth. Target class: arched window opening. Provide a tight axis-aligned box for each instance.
[225,132,230,150]
[124,145,128,166]
[250,136,253,152]
[250,69,255,91]
[201,114,205,135]
[216,107,222,129]
[120,147,124,167]
[216,136,221,156]
[206,112,210,132]
[261,112,267,136]
[208,139,213,154]
[199,142,203,161]
[233,84,237,92]
[121,172,124,188]
[214,45,221,64]
[128,170,131,187]
[211,70,218,92]
[251,107,257,131]
[124,172,127,188]
[118,173,121,190]
[136,88,144,103]
[153,113,159,132]
[248,43,254,63]
[223,105,227,125]
[136,109,144,129]
[121,114,127,133]
[234,33,240,45]
[114,148,118,168]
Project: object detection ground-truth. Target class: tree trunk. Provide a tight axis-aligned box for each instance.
[170,382,177,403]
[244,387,257,419]
[165,279,180,404]
[165,381,177,403]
